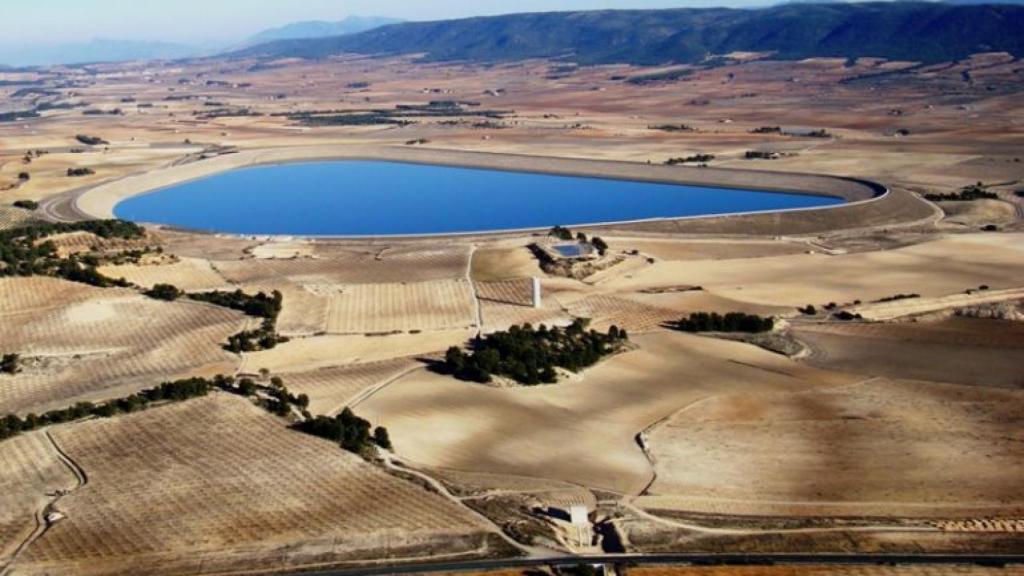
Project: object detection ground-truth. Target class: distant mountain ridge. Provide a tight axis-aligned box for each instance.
[0,39,201,67]
[239,16,403,48]
[233,3,1024,66]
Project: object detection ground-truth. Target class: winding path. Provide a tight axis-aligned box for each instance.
[0,431,87,576]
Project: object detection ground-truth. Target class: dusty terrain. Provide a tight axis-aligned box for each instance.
[10,395,499,576]
[1,50,1023,574]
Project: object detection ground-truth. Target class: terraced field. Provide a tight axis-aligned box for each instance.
[13,395,495,576]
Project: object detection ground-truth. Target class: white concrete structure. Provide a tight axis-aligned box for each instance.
[532,277,542,309]
[570,504,590,547]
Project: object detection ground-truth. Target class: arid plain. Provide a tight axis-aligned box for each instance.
[1,51,1023,575]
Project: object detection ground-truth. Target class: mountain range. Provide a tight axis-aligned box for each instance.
[234,2,1024,66]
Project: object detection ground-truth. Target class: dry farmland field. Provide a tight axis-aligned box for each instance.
[10,395,499,576]
[2,31,1024,576]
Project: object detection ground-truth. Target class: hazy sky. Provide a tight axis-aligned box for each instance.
[2,0,754,44]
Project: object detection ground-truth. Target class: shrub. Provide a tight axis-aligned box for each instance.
[12,200,38,210]
[1,353,20,375]
[674,312,774,333]
[145,283,183,301]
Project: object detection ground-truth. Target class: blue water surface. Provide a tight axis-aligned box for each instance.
[113,161,843,236]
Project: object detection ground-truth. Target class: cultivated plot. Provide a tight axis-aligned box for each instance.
[15,395,494,576]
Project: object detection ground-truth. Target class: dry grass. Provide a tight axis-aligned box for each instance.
[471,247,543,282]
[97,258,230,291]
[794,317,1024,388]
[604,233,1024,308]
[359,330,855,494]
[16,395,492,575]
[240,330,474,374]
[641,377,1024,517]
[212,244,470,285]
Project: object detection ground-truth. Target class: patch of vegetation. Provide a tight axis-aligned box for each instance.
[751,126,782,134]
[649,124,694,132]
[82,108,123,116]
[195,107,263,119]
[549,225,574,241]
[626,68,693,85]
[1,353,20,375]
[442,320,629,385]
[67,167,96,177]
[673,312,774,333]
[666,154,714,165]
[189,289,286,352]
[284,101,510,127]
[0,372,387,456]
[75,134,108,146]
[17,172,30,181]
[873,293,920,303]
[295,408,391,455]
[834,310,864,321]
[0,110,41,123]
[12,200,38,210]
[0,220,143,287]
[744,150,779,160]
[145,283,184,301]
[925,183,998,202]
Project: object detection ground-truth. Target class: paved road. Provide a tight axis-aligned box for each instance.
[283,553,1024,576]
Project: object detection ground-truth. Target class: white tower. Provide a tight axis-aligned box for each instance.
[532,277,542,309]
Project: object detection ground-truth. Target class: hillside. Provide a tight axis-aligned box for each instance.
[238,16,402,49]
[233,3,1024,66]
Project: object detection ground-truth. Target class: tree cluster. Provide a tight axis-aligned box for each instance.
[295,408,391,454]
[1,353,20,375]
[75,134,108,146]
[12,200,37,210]
[188,289,286,352]
[0,220,143,287]
[0,376,218,441]
[145,283,184,301]
[925,183,998,202]
[665,154,714,165]
[443,319,629,385]
[674,312,774,333]
[66,167,96,177]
